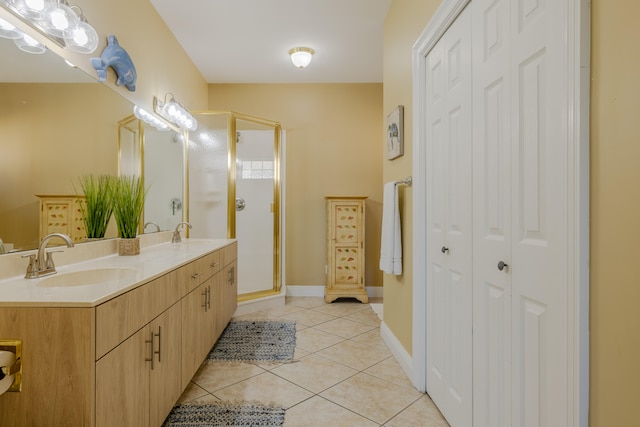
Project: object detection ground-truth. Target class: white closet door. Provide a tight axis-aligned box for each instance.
[472,0,570,425]
[510,0,568,425]
[425,5,473,426]
[471,0,512,426]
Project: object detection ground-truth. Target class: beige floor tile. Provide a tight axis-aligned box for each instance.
[313,317,377,339]
[344,309,383,326]
[232,311,280,321]
[320,373,422,425]
[364,357,415,391]
[192,361,265,393]
[284,396,378,427]
[285,296,326,309]
[213,371,313,409]
[185,393,223,406]
[295,326,345,353]
[317,339,391,371]
[384,395,450,427]
[350,329,391,353]
[176,382,209,404]
[311,301,371,317]
[260,304,307,318]
[271,353,358,393]
[279,308,338,327]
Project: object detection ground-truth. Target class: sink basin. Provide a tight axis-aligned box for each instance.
[37,268,138,288]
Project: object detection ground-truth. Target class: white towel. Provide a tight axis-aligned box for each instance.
[379,181,402,275]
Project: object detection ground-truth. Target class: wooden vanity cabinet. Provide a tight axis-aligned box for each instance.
[0,242,237,427]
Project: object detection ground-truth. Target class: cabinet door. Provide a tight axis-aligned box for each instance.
[181,279,211,388]
[96,327,150,427]
[149,303,182,427]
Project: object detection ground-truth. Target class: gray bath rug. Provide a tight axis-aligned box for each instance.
[207,320,296,363]
[162,401,285,427]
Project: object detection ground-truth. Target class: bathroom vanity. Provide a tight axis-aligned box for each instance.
[0,238,237,427]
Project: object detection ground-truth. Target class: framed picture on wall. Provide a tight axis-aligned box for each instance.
[387,105,404,160]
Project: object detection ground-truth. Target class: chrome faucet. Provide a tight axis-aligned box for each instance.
[172,222,192,243]
[144,221,161,233]
[23,233,75,279]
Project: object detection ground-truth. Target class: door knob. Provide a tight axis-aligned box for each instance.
[441,246,449,254]
[235,197,246,211]
[498,261,508,271]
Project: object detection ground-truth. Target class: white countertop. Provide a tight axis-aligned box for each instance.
[0,239,234,308]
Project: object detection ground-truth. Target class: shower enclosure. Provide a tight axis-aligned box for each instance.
[188,111,283,301]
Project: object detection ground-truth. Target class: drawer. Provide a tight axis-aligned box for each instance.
[179,249,223,296]
[95,270,180,359]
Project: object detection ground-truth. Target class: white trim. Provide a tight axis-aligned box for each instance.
[285,285,384,299]
[411,0,590,423]
[380,321,413,383]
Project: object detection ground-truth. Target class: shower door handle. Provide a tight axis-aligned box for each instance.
[236,197,246,211]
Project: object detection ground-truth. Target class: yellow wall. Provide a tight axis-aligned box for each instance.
[590,1,640,424]
[382,0,441,354]
[208,84,383,288]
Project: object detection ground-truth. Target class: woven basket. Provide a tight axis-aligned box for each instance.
[118,237,140,256]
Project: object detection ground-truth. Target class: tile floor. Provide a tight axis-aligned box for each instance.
[174,296,449,426]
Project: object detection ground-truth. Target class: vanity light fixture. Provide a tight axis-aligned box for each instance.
[133,105,170,132]
[41,0,77,38]
[2,0,98,53]
[12,0,54,21]
[14,32,45,53]
[289,47,314,68]
[0,17,21,39]
[153,94,197,132]
[63,6,97,53]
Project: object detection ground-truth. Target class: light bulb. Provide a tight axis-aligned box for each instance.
[0,18,21,40]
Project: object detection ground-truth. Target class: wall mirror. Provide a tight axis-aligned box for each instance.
[0,10,186,254]
[118,116,186,234]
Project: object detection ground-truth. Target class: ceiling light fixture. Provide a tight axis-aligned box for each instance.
[289,47,314,68]
[153,94,197,132]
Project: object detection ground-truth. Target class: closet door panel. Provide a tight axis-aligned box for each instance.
[510,0,568,424]
[472,0,512,425]
[425,5,473,426]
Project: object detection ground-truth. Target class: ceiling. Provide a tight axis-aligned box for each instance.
[150,0,392,84]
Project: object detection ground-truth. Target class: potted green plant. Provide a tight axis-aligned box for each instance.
[111,175,147,255]
[76,174,114,240]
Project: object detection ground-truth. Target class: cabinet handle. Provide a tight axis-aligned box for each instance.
[207,286,211,310]
[210,262,219,268]
[145,332,155,370]
[191,272,202,279]
[202,288,208,311]
[228,267,235,286]
[155,326,162,363]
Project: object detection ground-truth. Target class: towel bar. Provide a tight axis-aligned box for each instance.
[395,176,412,186]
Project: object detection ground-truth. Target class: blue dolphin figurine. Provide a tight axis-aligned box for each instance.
[91,35,137,92]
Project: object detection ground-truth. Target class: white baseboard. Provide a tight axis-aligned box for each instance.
[380,320,415,388]
[286,285,384,298]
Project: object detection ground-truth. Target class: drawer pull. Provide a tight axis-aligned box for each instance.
[191,272,202,279]
[210,262,219,268]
